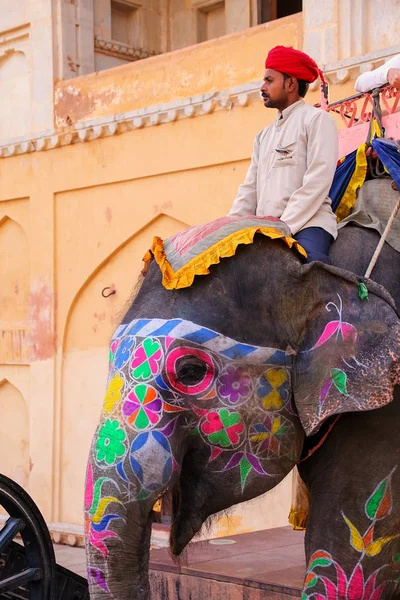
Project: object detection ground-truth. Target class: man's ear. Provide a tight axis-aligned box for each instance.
[287,76,297,93]
[292,264,400,436]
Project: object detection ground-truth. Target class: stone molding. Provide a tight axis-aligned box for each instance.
[0,81,260,158]
[2,43,400,159]
[0,23,30,58]
[94,35,158,62]
[323,44,400,86]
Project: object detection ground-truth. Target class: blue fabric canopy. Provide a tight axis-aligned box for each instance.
[330,138,400,220]
[372,138,400,191]
[329,149,358,213]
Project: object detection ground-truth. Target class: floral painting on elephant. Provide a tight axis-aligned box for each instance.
[84,214,400,600]
[85,317,303,593]
[296,292,400,435]
[303,468,400,600]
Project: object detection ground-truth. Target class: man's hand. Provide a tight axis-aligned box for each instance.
[388,68,400,89]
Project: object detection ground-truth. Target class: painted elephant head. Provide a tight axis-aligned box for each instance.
[84,238,400,600]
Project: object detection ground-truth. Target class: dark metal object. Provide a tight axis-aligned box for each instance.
[56,564,88,600]
[0,475,89,599]
[0,474,56,599]
[101,287,116,298]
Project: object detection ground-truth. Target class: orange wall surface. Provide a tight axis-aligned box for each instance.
[0,12,358,537]
[55,15,302,126]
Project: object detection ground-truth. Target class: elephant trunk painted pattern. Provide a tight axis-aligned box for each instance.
[85,318,302,597]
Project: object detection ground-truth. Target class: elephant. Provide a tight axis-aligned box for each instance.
[84,219,400,600]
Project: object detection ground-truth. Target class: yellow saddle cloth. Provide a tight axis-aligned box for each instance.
[143,215,306,290]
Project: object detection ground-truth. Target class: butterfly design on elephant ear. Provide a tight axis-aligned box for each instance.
[304,294,367,410]
[309,294,357,352]
[306,293,368,369]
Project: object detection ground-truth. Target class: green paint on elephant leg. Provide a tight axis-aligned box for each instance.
[366,479,392,520]
[365,468,395,521]
[366,480,387,519]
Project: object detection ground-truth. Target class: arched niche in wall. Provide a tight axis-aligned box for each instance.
[0,216,30,364]
[59,213,190,525]
[0,50,31,140]
[0,379,30,489]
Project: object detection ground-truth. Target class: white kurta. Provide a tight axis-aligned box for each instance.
[355,54,400,92]
[229,100,338,238]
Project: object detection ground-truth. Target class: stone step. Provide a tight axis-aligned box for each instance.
[54,525,306,598]
[149,526,305,599]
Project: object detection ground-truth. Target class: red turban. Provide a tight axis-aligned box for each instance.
[265,46,326,84]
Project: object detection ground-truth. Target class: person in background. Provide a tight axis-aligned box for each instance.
[355,54,400,92]
[228,46,338,264]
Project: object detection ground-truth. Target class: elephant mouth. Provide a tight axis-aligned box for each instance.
[168,448,212,556]
[170,512,201,556]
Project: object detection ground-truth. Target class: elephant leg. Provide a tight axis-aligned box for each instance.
[298,393,400,599]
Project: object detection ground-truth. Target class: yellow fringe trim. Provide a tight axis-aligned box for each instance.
[152,498,162,513]
[141,249,153,276]
[336,143,368,222]
[144,227,307,290]
[288,507,308,531]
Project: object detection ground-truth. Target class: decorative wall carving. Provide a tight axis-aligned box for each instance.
[0,23,30,59]
[1,43,399,159]
[326,84,400,130]
[94,35,158,61]
[0,80,259,157]
[324,44,400,85]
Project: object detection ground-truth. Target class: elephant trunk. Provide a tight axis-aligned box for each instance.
[85,436,181,600]
[87,496,155,600]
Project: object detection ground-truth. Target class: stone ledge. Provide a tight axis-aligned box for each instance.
[324,44,400,85]
[0,514,169,549]
[0,81,261,159]
[48,522,86,548]
[3,43,399,159]
[94,36,158,62]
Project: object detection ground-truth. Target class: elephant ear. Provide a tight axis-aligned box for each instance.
[293,267,400,436]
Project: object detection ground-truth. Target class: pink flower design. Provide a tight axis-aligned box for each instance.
[201,409,244,448]
[311,295,357,351]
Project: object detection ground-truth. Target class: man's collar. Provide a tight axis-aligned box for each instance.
[277,99,305,121]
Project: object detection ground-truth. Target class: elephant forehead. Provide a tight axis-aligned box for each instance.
[112,317,294,365]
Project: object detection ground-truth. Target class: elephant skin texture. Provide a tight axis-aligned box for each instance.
[85,224,400,600]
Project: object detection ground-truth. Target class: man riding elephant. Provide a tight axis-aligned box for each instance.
[229,45,338,264]
[355,53,400,92]
[84,47,400,600]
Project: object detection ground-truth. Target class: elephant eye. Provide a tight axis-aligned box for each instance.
[175,356,209,386]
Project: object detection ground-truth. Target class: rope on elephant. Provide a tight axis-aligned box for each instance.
[359,189,400,300]
[297,415,341,464]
